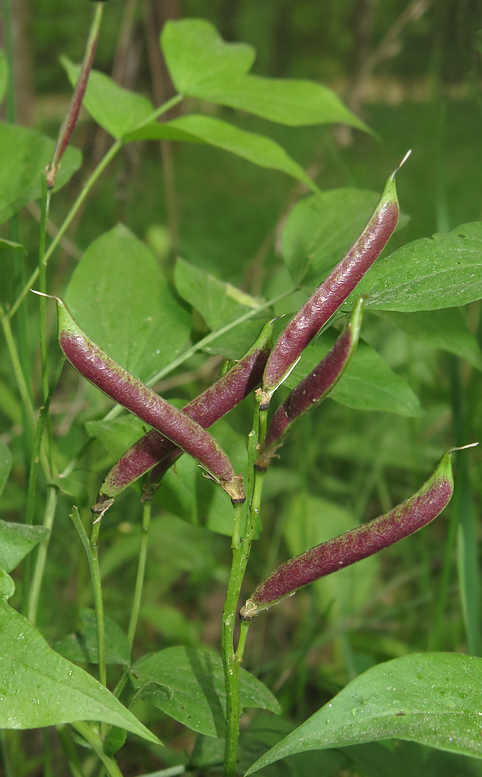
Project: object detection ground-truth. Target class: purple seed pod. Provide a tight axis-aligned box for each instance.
[93,320,273,509]
[261,152,411,400]
[34,293,245,503]
[256,297,364,472]
[46,4,102,189]
[240,444,477,619]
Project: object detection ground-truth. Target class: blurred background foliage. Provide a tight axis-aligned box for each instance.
[2,1,482,771]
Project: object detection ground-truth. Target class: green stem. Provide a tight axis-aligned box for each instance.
[22,358,64,616]
[221,394,267,777]
[27,486,58,625]
[71,723,123,777]
[56,725,87,777]
[70,507,106,687]
[1,312,35,432]
[127,499,151,649]
[10,93,185,322]
[104,288,294,424]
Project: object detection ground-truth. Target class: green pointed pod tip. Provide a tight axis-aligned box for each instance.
[261,153,410,399]
[240,441,478,619]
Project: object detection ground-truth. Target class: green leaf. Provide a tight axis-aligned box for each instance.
[65,224,190,381]
[0,519,48,573]
[161,19,367,131]
[124,114,318,192]
[174,257,268,356]
[282,189,380,285]
[54,608,131,666]
[175,257,263,330]
[61,58,154,139]
[284,332,423,417]
[246,653,482,773]
[0,239,25,254]
[0,48,7,103]
[0,122,82,225]
[0,569,14,599]
[0,598,159,742]
[0,441,11,497]
[131,646,280,737]
[350,222,482,312]
[283,494,378,620]
[380,309,482,370]
[85,416,148,462]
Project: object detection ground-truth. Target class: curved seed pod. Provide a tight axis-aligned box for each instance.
[94,320,273,509]
[240,444,477,619]
[261,152,411,400]
[46,4,102,188]
[256,297,364,472]
[34,293,245,503]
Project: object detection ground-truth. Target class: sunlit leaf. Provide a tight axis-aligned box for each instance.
[61,58,154,138]
[161,19,368,131]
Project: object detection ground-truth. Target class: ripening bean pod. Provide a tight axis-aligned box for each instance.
[93,320,273,510]
[35,292,245,503]
[261,152,411,400]
[240,444,477,619]
[256,297,364,472]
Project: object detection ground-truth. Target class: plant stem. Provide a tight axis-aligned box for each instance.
[27,486,58,625]
[71,723,123,777]
[103,288,294,424]
[221,393,267,777]
[21,366,62,616]
[70,507,107,687]
[10,92,184,321]
[127,499,152,649]
[56,725,87,777]
[1,312,35,432]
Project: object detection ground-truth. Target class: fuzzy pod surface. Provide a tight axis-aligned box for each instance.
[261,157,408,398]
[94,321,273,508]
[42,294,245,502]
[241,446,473,619]
[256,297,364,471]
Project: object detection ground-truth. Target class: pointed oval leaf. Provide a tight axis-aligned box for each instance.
[61,58,155,139]
[285,333,423,417]
[351,222,482,312]
[282,189,380,285]
[380,309,482,370]
[124,114,318,192]
[0,519,49,573]
[0,599,159,742]
[161,18,255,95]
[246,653,482,773]
[132,646,280,737]
[54,608,131,666]
[65,224,190,381]
[0,122,82,225]
[161,19,367,131]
